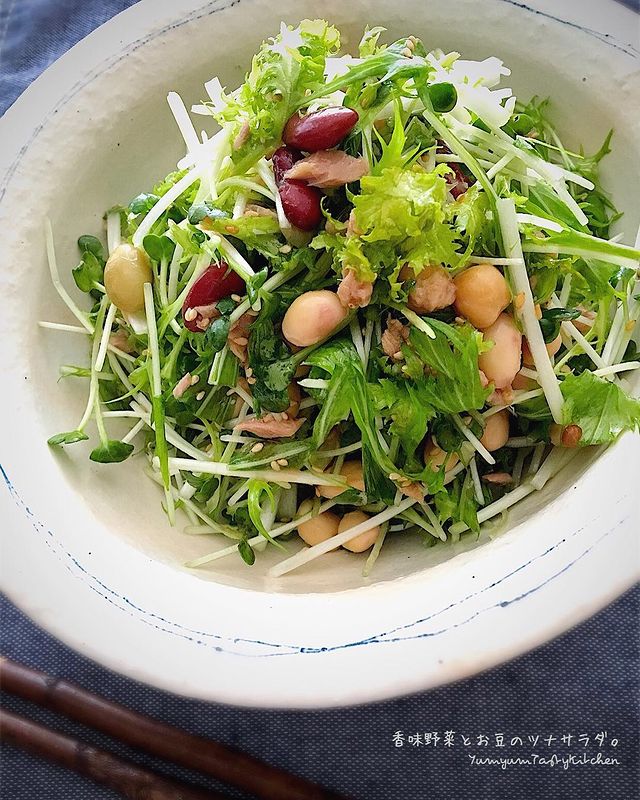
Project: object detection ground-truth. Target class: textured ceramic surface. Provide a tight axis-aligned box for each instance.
[0,0,638,707]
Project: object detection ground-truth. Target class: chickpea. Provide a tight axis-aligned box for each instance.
[282,290,347,347]
[423,438,459,473]
[104,244,152,313]
[296,499,341,546]
[453,264,511,330]
[480,410,510,452]
[317,460,365,499]
[522,334,562,367]
[478,313,522,389]
[338,510,380,553]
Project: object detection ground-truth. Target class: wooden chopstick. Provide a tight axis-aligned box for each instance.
[0,708,231,800]
[0,657,350,800]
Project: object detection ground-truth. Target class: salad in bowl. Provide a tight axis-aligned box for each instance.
[43,20,640,579]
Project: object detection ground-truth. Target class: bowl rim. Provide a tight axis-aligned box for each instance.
[0,0,639,708]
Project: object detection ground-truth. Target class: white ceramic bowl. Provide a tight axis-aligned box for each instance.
[1,0,638,708]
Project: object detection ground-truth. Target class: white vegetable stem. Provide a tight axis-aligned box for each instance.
[133,167,200,247]
[106,210,121,255]
[453,414,495,465]
[166,457,340,486]
[44,219,93,334]
[516,214,563,233]
[95,304,117,373]
[498,198,564,423]
[268,497,418,578]
[167,91,200,153]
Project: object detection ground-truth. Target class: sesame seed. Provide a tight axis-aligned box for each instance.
[235,336,249,346]
[184,308,197,322]
[280,412,288,420]
[277,458,288,466]
[402,47,413,58]
[514,292,525,310]
[245,367,253,377]
[251,442,264,453]
[408,35,418,43]
[225,224,240,234]
[625,319,636,332]
[388,472,401,481]
[534,303,542,320]
[279,244,292,254]
[196,391,205,401]
[247,377,257,385]
[263,413,274,422]
[231,294,242,302]
[226,389,235,396]
[270,460,281,471]
[393,351,403,360]
[190,374,200,386]
[405,38,415,50]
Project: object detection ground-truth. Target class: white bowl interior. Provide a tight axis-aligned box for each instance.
[2,0,639,598]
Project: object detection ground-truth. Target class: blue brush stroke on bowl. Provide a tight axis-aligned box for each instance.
[0,461,630,658]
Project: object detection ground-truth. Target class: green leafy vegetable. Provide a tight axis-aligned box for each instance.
[72,251,104,294]
[370,379,434,457]
[89,440,135,463]
[561,372,640,445]
[238,539,256,565]
[406,319,489,413]
[247,479,283,546]
[77,235,105,260]
[143,234,176,262]
[48,430,89,447]
[216,20,341,175]
[539,307,579,342]
[129,193,160,215]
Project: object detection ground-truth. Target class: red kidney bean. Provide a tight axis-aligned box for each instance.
[278,181,323,231]
[271,146,302,186]
[182,262,245,332]
[283,107,359,152]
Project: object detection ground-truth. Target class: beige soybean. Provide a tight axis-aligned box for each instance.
[480,410,510,452]
[317,460,365,499]
[282,290,347,347]
[453,264,511,330]
[338,510,380,553]
[296,500,341,546]
[104,244,152,313]
[478,313,522,389]
[522,334,562,367]
[423,438,459,473]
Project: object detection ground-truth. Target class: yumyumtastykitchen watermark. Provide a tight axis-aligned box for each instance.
[391,731,622,770]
